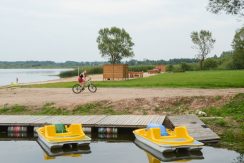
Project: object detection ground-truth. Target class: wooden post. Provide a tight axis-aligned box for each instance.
[78,66,80,76]
[112,64,114,80]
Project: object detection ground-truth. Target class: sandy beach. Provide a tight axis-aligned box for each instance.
[1,87,244,108]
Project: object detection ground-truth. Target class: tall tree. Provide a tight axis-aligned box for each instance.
[232,27,244,69]
[191,30,216,70]
[97,27,134,64]
[207,0,244,16]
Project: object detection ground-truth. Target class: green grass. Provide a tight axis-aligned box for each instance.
[202,93,244,153]
[36,103,69,115]
[0,105,28,114]
[204,93,244,121]
[72,103,117,115]
[29,70,244,88]
[0,102,126,115]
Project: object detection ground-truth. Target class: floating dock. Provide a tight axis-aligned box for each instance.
[167,115,220,142]
[0,115,165,128]
[0,115,219,142]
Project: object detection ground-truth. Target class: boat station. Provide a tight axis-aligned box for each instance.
[0,114,219,143]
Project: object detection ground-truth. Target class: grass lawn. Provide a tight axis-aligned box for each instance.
[202,93,244,153]
[28,70,244,88]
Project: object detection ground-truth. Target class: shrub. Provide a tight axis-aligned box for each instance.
[172,65,185,72]
[166,65,174,72]
[233,49,244,69]
[190,63,201,71]
[128,65,154,72]
[181,63,192,71]
[203,58,218,70]
[60,66,103,78]
[59,69,78,78]
[167,63,199,72]
[217,58,234,70]
[60,65,156,77]
[86,66,103,74]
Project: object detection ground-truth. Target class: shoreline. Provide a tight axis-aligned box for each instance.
[1,93,243,153]
[0,72,156,87]
[0,68,73,87]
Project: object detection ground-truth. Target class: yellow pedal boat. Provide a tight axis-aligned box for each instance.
[133,124,203,152]
[36,124,91,148]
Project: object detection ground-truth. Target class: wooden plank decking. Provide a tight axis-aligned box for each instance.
[0,115,219,142]
[0,115,166,128]
[96,115,166,128]
[0,115,106,127]
[168,115,220,142]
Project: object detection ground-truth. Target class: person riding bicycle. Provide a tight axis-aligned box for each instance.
[73,70,96,94]
[78,70,87,89]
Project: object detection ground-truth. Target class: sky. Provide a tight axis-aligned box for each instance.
[0,0,242,62]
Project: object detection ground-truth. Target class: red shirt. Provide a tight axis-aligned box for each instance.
[78,76,85,83]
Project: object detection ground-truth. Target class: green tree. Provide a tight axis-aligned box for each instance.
[191,30,216,70]
[207,0,244,16]
[232,27,244,69]
[97,27,134,64]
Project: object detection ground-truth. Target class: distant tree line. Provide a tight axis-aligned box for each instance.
[0,58,198,69]
[125,58,198,65]
[0,61,106,69]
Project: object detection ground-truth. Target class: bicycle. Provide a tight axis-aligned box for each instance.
[72,78,97,94]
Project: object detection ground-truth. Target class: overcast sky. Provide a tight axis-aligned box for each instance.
[0,0,242,62]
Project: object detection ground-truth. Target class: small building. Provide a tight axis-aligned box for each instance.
[103,64,128,80]
[156,65,166,72]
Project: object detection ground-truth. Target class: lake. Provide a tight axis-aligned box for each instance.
[0,132,242,163]
[0,69,72,86]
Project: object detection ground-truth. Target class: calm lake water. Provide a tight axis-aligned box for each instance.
[0,134,242,163]
[0,69,72,86]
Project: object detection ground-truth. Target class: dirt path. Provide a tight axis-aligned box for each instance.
[1,88,244,107]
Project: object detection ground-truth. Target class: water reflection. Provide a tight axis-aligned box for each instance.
[37,138,91,160]
[232,154,244,163]
[134,139,204,162]
[0,133,242,163]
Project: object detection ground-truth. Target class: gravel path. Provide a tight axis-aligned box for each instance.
[1,88,244,107]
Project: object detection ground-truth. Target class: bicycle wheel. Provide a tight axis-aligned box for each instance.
[72,84,83,94]
[88,84,97,93]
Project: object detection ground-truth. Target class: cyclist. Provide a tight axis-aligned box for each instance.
[78,72,85,88]
[78,70,89,89]
[73,70,96,94]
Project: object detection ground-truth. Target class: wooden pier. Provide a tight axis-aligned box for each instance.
[0,115,219,142]
[0,115,165,128]
[167,115,220,142]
